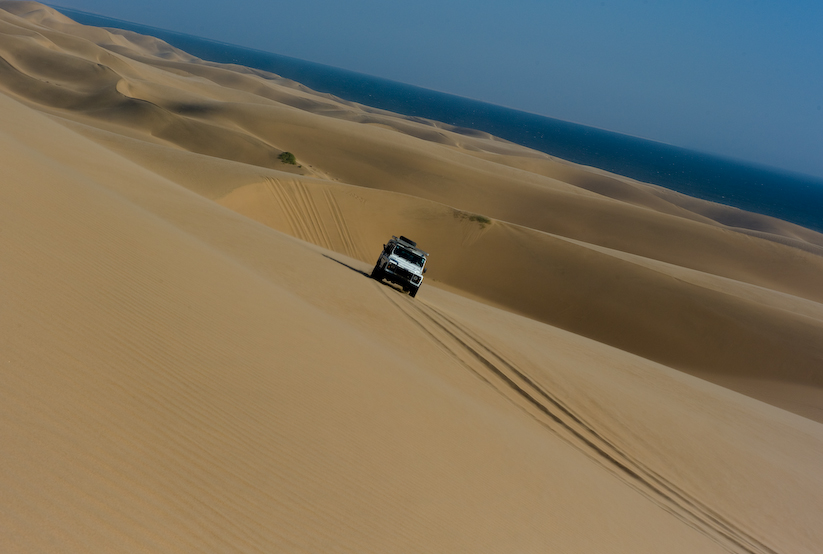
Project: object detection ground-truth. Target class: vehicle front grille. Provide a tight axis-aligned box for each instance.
[391,266,413,280]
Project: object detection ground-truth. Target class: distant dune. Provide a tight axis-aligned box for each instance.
[2,2,822,553]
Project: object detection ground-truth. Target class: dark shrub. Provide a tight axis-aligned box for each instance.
[278,151,297,165]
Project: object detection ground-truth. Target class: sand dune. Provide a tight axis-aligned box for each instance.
[2,2,823,553]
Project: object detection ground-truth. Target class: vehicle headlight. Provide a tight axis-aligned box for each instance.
[411,275,421,283]
[387,262,397,270]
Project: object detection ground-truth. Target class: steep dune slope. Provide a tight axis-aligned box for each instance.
[4,81,823,554]
[0,76,715,554]
[2,4,823,552]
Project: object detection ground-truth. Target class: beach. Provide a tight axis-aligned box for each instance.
[2,2,823,552]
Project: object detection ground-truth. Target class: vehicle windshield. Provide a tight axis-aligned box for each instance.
[393,247,425,268]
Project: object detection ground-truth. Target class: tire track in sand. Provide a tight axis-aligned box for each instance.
[265,178,333,250]
[266,178,361,259]
[322,188,360,260]
[377,286,778,554]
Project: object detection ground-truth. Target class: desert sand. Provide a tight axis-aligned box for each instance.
[1,2,822,552]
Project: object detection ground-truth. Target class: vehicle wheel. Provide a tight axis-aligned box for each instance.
[371,265,383,280]
[409,286,419,298]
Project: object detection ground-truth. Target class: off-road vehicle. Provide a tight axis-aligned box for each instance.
[371,236,428,298]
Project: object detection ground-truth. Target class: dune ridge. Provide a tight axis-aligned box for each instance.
[2,2,823,553]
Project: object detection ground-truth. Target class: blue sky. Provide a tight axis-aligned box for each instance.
[47,1,823,178]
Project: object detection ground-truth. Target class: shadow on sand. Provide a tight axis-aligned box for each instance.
[323,254,408,294]
[322,254,371,278]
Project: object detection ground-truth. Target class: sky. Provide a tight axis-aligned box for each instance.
[46,0,823,178]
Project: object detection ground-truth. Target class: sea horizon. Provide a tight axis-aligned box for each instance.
[50,5,823,233]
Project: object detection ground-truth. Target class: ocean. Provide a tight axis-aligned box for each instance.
[54,7,823,233]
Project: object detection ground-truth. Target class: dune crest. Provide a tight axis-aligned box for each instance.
[2,3,823,553]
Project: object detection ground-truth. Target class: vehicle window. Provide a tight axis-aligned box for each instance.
[394,248,424,267]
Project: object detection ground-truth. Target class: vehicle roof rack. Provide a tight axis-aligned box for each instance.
[392,235,428,257]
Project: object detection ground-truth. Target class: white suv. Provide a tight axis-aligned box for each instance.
[371,236,428,298]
